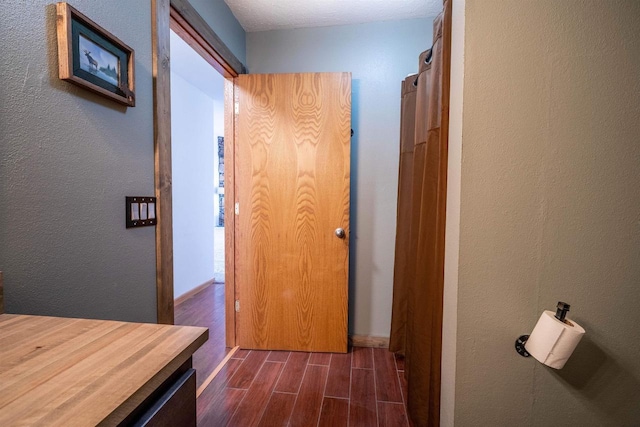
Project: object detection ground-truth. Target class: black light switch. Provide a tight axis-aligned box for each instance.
[126,197,157,228]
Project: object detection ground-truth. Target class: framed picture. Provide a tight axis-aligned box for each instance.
[56,2,135,106]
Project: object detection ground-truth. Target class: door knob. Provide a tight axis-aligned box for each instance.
[335,228,346,239]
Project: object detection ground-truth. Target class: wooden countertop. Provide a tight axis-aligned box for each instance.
[0,314,208,426]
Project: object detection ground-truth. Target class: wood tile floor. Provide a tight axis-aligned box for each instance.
[175,283,231,390]
[196,346,409,427]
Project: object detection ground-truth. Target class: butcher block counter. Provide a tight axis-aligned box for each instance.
[0,314,208,426]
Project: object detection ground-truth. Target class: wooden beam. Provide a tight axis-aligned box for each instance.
[0,271,4,314]
[224,78,237,347]
[152,0,174,325]
[170,11,239,78]
[169,0,245,76]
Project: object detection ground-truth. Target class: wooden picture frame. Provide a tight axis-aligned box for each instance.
[56,2,135,106]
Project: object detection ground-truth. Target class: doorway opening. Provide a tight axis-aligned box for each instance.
[169,26,230,391]
[154,0,242,344]
[153,0,244,393]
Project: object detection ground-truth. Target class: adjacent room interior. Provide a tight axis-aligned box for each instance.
[170,26,230,390]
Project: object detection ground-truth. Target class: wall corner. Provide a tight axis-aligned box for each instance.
[441,0,465,425]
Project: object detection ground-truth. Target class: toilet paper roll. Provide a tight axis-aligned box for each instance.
[525,310,585,369]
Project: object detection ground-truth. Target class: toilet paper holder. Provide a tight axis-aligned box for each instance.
[515,301,570,358]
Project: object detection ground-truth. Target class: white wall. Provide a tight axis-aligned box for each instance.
[213,99,224,147]
[445,0,640,425]
[170,31,224,299]
[247,18,433,337]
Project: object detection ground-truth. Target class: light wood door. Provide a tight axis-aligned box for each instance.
[235,73,351,353]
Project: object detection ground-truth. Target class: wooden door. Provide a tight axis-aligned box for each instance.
[235,73,351,353]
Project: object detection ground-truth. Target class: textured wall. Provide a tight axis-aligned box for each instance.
[447,1,640,425]
[0,1,245,323]
[247,18,432,337]
[0,1,156,322]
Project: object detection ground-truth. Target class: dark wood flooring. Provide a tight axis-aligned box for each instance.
[176,284,409,426]
[196,347,409,427]
[175,283,231,390]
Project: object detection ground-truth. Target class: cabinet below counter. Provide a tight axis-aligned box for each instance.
[0,314,208,426]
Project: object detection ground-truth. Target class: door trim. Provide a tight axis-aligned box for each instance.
[152,0,172,325]
[169,0,246,76]
[152,0,243,348]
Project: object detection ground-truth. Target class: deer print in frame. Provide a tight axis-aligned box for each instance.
[56,2,135,106]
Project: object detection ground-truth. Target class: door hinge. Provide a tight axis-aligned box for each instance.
[235,300,240,312]
[234,102,239,115]
[235,202,239,215]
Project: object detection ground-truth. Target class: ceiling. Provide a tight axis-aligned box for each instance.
[224,0,442,32]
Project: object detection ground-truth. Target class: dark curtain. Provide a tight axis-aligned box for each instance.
[389,1,452,425]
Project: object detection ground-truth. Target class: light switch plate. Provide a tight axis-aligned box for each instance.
[126,197,157,228]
